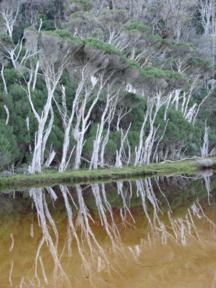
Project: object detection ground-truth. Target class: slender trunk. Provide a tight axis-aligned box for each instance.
[90,89,118,169]
[201,121,209,158]
[59,125,71,172]
[115,124,131,168]
[134,107,149,166]
[30,121,45,173]
[1,65,8,94]
[27,62,65,173]
[3,104,10,125]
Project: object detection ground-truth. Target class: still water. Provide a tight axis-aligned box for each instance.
[0,172,216,287]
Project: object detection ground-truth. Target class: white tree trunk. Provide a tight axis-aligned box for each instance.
[1,65,8,94]
[3,104,10,125]
[135,92,167,165]
[115,124,131,168]
[0,2,20,40]
[73,76,104,169]
[134,106,149,166]
[27,59,66,173]
[58,66,102,171]
[199,0,214,35]
[90,88,118,169]
[201,121,209,158]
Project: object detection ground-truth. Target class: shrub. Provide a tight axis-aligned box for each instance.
[0,121,19,170]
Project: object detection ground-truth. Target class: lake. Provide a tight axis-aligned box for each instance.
[0,171,216,287]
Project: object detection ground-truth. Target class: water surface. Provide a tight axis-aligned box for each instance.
[0,172,216,287]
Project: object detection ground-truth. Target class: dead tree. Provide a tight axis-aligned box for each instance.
[3,104,9,125]
[167,81,212,125]
[201,121,209,157]
[56,65,92,172]
[26,55,68,173]
[135,92,166,165]
[1,63,8,94]
[72,73,107,170]
[115,124,131,168]
[75,185,110,272]
[0,0,20,40]
[100,94,118,167]
[90,85,119,169]
[3,36,39,71]
[199,0,214,35]
[91,183,120,249]
[29,187,69,285]
[57,65,117,171]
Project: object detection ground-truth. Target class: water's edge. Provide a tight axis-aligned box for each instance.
[0,157,215,192]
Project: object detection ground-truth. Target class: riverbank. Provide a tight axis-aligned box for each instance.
[0,158,215,191]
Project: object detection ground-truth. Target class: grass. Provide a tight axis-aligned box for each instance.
[1,158,216,192]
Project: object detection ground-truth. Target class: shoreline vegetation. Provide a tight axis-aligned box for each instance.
[1,1,215,177]
[0,157,215,191]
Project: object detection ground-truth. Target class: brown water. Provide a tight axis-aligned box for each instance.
[0,173,216,287]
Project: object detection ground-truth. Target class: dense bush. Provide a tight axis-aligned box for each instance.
[0,0,215,171]
[0,121,19,170]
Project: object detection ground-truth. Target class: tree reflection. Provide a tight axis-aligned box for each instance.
[11,173,216,286]
[29,187,69,287]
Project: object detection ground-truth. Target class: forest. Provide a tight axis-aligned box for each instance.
[0,0,215,174]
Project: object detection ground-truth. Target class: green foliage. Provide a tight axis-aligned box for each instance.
[84,38,122,55]
[124,20,151,33]
[4,87,32,162]
[105,137,118,160]
[0,121,19,170]
[124,20,164,43]
[47,125,64,155]
[126,19,181,48]
[190,57,212,71]
[170,42,195,51]
[50,29,83,45]
[127,59,184,81]
[0,33,12,44]
[3,69,22,86]
[52,30,122,55]
[128,130,140,150]
[0,0,215,172]
[160,108,202,155]
[165,110,194,142]
[140,67,183,80]
[40,14,56,31]
[45,29,183,82]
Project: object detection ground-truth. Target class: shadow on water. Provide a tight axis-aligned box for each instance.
[0,171,216,287]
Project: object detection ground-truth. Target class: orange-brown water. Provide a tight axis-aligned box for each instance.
[0,176,215,288]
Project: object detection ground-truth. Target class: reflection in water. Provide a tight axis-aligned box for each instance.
[1,173,216,287]
[29,187,69,287]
